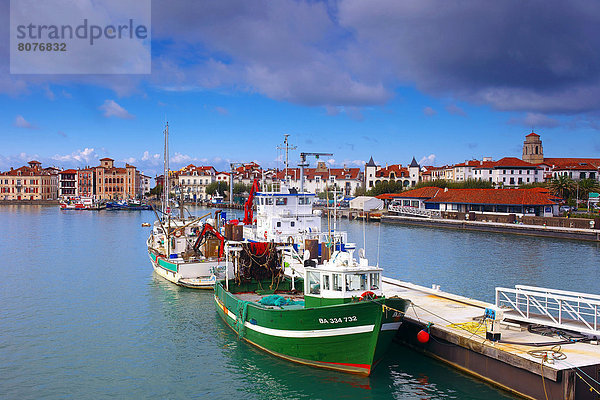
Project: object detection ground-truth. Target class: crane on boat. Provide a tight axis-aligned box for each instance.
[243,178,260,225]
[299,152,333,193]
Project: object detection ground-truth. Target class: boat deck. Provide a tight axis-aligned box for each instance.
[234,291,305,309]
[382,277,600,400]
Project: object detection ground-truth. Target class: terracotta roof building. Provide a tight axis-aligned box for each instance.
[364,157,421,189]
[522,132,600,181]
[277,161,362,195]
[380,187,559,217]
[0,161,59,200]
[93,158,140,200]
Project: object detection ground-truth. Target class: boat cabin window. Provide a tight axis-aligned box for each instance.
[332,273,342,291]
[267,198,274,205]
[276,222,281,227]
[275,197,287,205]
[260,197,264,205]
[345,273,368,291]
[298,197,311,205]
[290,221,295,227]
[323,274,330,290]
[308,271,321,294]
[370,273,380,290]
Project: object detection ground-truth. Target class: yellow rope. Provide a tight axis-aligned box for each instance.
[540,358,549,400]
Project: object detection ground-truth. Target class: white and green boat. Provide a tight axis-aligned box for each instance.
[215,242,409,376]
[147,122,231,289]
[147,217,230,289]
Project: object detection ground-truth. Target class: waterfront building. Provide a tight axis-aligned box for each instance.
[521,132,600,181]
[380,187,559,217]
[215,171,230,185]
[0,161,59,200]
[58,169,78,199]
[473,157,542,187]
[139,174,152,197]
[77,168,95,198]
[93,158,139,200]
[232,162,262,186]
[364,157,420,189]
[278,162,362,195]
[177,165,216,202]
[451,160,481,181]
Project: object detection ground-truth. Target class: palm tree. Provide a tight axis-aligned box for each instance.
[548,175,575,200]
[577,178,600,200]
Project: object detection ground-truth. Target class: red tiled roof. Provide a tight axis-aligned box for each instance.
[452,160,481,168]
[474,157,539,169]
[100,157,114,161]
[526,132,540,137]
[375,187,441,200]
[2,165,52,176]
[542,158,600,170]
[425,188,558,206]
[59,169,78,174]
[375,164,410,178]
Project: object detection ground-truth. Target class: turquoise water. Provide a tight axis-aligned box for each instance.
[1,205,598,399]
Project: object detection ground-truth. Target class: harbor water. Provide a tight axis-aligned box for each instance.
[1,205,599,399]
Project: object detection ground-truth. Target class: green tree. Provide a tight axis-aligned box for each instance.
[576,178,600,200]
[233,182,252,194]
[366,180,404,196]
[415,179,493,190]
[205,181,229,197]
[149,184,162,197]
[353,186,366,197]
[548,175,575,200]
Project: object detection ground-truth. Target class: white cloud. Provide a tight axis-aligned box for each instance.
[122,157,136,163]
[419,154,437,166]
[52,148,98,165]
[141,150,161,165]
[14,115,37,129]
[171,152,194,163]
[99,99,134,119]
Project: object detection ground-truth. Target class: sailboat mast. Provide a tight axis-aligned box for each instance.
[162,122,170,216]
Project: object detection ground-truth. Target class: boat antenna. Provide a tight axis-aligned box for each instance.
[277,134,296,186]
[162,122,170,217]
[376,219,381,268]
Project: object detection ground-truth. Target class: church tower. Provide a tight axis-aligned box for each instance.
[522,132,544,164]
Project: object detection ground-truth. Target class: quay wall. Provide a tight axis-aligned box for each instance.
[0,200,58,206]
[382,214,600,242]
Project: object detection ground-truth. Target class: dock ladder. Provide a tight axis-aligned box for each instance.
[495,285,600,336]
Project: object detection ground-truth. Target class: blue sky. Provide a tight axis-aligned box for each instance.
[2,1,600,178]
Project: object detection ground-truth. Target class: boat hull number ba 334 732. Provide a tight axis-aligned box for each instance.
[319,316,357,324]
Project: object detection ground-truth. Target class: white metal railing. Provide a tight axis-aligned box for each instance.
[388,204,441,219]
[496,285,600,335]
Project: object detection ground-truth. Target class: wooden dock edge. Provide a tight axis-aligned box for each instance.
[384,277,590,400]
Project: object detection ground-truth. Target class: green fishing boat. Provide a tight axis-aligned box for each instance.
[215,242,410,376]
